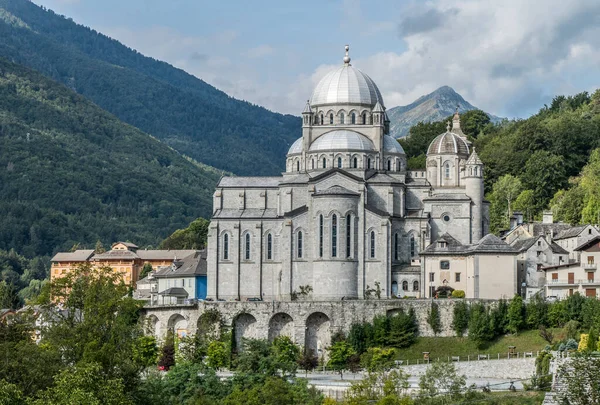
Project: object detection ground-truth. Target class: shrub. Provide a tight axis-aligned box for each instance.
[451,290,465,298]
[507,295,525,334]
[427,302,441,335]
[468,303,493,348]
[359,347,396,372]
[452,301,469,337]
[565,338,578,351]
[564,320,580,340]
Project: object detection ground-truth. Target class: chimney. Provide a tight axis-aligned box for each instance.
[510,215,517,230]
[513,211,524,225]
[542,211,553,224]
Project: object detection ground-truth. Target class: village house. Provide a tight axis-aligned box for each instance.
[420,233,518,299]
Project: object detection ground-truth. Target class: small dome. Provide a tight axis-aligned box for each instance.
[427,132,470,156]
[310,65,384,107]
[288,137,303,155]
[309,130,375,152]
[383,135,405,154]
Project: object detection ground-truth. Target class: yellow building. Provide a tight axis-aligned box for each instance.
[50,242,197,287]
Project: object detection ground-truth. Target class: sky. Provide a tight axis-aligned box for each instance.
[33,0,600,118]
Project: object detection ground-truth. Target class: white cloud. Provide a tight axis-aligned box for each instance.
[290,0,600,117]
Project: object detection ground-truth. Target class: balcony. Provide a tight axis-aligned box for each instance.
[584,263,597,270]
[548,279,600,287]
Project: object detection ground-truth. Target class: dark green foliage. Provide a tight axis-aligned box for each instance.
[387,308,418,349]
[0,57,221,258]
[460,109,491,139]
[348,322,369,354]
[507,295,525,334]
[159,218,210,250]
[372,315,391,347]
[548,300,569,327]
[158,333,176,371]
[452,300,469,337]
[138,264,153,281]
[489,299,509,336]
[566,293,586,324]
[427,301,441,335]
[468,303,493,348]
[530,351,552,391]
[327,340,356,377]
[0,0,300,176]
[582,298,600,331]
[587,328,599,352]
[526,295,548,329]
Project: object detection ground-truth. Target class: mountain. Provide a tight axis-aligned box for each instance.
[0,57,222,258]
[387,86,502,138]
[0,0,300,176]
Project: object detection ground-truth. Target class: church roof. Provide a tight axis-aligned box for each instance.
[309,130,375,152]
[383,135,405,154]
[466,148,483,165]
[470,234,517,253]
[287,138,303,155]
[310,46,384,107]
[314,185,360,196]
[427,131,470,156]
[219,177,281,188]
[422,233,517,255]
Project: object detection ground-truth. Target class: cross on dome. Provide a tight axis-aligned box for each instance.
[343,45,351,65]
[446,121,451,132]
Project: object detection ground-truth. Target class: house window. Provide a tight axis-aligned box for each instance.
[322,158,326,168]
[312,159,314,169]
[444,163,450,179]
[455,272,461,282]
[552,273,558,281]
[363,112,367,124]
[330,113,334,124]
[367,158,371,169]
[340,113,345,124]
[590,229,593,235]
[387,160,391,171]
[440,260,450,269]
[346,214,352,258]
[296,161,300,172]
[429,272,435,282]
[319,215,324,257]
[402,281,409,291]
[537,241,541,247]
[297,231,303,258]
[244,233,251,260]
[413,281,419,291]
[353,157,357,168]
[351,113,356,124]
[337,157,342,168]
[223,234,229,260]
[589,256,595,264]
[588,272,594,282]
[394,233,399,261]
[370,231,375,258]
[267,233,272,260]
[320,114,324,125]
[331,215,338,257]
[410,234,415,258]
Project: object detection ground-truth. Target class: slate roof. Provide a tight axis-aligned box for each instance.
[550,242,569,254]
[466,148,483,165]
[284,205,309,217]
[51,249,95,262]
[314,186,360,196]
[365,204,389,217]
[213,208,278,219]
[510,238,537,252]
[423,193,472,202]
[158,287,189,297]
[137,250,196,261]
[554,225,588,240]
[422,233,517,255]
[154,250,207,278]
[529,223,573,238]
[219,177,281,188]
[541,262,580,271]
[113,242,138,249]
[92,250,139,260]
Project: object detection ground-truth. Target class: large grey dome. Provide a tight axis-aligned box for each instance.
[309,130,375,152]
[427,131,470,156]
[383,135,405,154]
[287,137,303,155]
[310,64,384,108]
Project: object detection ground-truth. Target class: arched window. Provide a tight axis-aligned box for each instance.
[322,158,326,168]
[353,157,358,168]
[351,113,356,124]
[410,234,416,258]
[394,233,399,261]
[337,157,342,168]
[387,160,391,171]
[367,158,371,169]
[362,113,367,124]
[223,233,229,260]
[370,231,375,258]
[469,167,473,176]
[413,281,419,292]
[329,113,334,124]
[445,163,450,179]
[402,281,409,291]
[244,233,250,260]
[267,233,272,260]
[392,281,398,296]
[320,114,324,125]
[296,161,300,172]
[312,159,315,169]
[474,167,478,176]
[340,113,345,124]
[297,231,303,258]
[331,214,337,257]
[319,215,324,257]
[346,214,352,258]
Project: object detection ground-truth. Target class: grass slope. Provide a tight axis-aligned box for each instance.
[0,57,221,257]
[0,0,300,176]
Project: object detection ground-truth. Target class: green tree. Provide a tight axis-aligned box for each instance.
[30,363,133,405]
[0,379,25,405]
[427,301,441,335]
[587,328,599,352]
[419,362,466,399]
[328,340,356,379]
[359,347,396,372]
[452,300,469,337]
[493,174,522,222]
[0,281,20,309]
[271,336,300,377]
[526,295,548,329]
[133,335,158,369]
[158,331,176,371]
[387,308,418,348]
[94,240,106,254]
[468,303,493,348]
[507,295,525,334]
[160,218,210,250]
[345,370,410,403]
[348,322,369,354]
[514,189,536,221]
[461,109,491,139]
[557,354,600,405]
[206,340,228,370]
[522,151,567,210]
[139,263,154,281]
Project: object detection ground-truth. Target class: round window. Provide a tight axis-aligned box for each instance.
[443,215,451,222]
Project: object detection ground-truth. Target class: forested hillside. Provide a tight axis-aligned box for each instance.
[0,57,221,258]
[0,0,300,176]
[400,91,600,232]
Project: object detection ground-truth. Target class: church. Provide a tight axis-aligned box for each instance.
[206,46,489,301]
